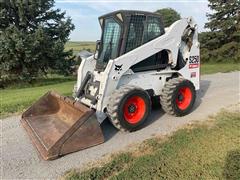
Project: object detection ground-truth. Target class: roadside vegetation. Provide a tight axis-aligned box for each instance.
[4,74,75,89]
[201,63,240,74]
[64,110,240,180]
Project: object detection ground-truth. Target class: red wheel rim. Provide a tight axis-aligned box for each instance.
[176,87,192,110]
[123,96,146,124]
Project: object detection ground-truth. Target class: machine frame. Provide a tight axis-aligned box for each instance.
[76,14,200,123]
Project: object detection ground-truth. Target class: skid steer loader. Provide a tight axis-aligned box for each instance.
[21,10,200,160]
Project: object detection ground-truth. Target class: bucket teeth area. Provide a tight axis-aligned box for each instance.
[21,91,104,160]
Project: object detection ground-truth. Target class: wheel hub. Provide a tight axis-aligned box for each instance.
[128,104,136,113]
[123,96,146,124]
[176,87,192,110]
[178,94,184,101]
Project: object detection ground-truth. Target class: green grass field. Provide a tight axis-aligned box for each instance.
[64,110,240,180]
[0,81,75,118]
[65,41,95,54]
[201,63,240,74]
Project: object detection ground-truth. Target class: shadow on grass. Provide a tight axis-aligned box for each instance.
[223,149,240,180]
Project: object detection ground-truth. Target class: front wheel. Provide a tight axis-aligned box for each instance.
[107,86,151,132]
[160,77,196,116]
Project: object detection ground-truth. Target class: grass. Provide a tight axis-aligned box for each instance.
[65,41,95,55]
[64,110,240,180]
[201,63,240,74]
[0,80,75,118]
[4,74,75,89]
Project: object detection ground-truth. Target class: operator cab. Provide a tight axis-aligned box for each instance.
[95,10,166,71]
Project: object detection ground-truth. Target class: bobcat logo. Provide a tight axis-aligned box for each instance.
[114,64,123,71]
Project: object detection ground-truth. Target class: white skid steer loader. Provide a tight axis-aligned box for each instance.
[21,10,200,160]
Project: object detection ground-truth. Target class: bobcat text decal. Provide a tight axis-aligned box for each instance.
[189,56,200,69]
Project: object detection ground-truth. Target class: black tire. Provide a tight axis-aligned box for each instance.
[107,85,151,132]
[151,96,161,109]
[160,77,196,116]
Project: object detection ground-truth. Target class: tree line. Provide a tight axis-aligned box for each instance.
[199,0,239,63]
[0,0,239,87]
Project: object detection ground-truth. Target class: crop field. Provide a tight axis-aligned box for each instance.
[65,41,95,54]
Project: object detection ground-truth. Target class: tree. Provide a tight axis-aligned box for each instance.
[155,8,181,27]
[200,0,240,62]
[0,0,75,85]
[205,0,239,44]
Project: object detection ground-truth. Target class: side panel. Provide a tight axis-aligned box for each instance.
[178,28,200,90]
[117,70,173,96]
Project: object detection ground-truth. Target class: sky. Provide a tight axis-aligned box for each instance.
[55,0,211,41]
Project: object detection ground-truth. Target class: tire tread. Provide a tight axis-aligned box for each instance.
[107,85,142,132]
[160,77,185,116]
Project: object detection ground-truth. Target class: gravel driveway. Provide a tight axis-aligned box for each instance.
[1,71,239,179]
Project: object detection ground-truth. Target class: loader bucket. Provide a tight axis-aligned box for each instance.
[21,91,104,160]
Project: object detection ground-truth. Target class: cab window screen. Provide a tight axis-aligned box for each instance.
[99,18,121,63]
[125,15,146,53]
[143,17,164,43]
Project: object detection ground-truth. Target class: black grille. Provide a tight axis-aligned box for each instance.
[125,15,164,53]
[143,16,163,43]
[125,15,146,53]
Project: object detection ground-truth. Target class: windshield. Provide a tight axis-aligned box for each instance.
[97,17,121,69]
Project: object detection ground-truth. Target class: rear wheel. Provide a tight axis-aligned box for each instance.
[107,86,151,132]
[160,77,196,116]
